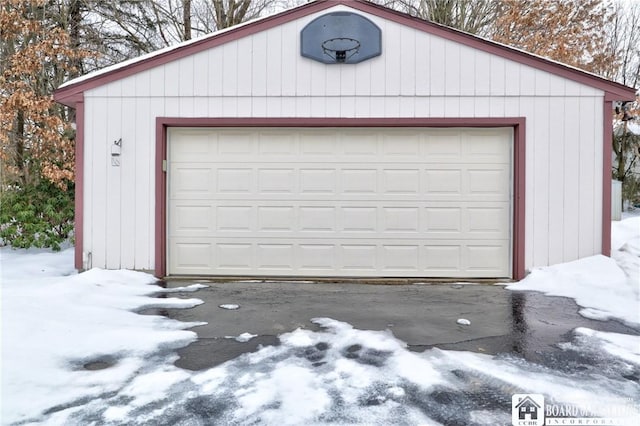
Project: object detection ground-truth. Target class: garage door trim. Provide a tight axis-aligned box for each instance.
[155,117,526,279]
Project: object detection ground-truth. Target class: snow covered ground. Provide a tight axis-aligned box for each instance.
[1,218,639,425]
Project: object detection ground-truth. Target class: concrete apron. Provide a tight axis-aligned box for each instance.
[146,281,637,371]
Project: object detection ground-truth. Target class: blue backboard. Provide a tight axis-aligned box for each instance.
[300,12,382,64]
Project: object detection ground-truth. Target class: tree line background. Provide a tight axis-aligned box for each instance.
[1,0,639,250]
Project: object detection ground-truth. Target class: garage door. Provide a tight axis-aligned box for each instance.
[167,127,512,278]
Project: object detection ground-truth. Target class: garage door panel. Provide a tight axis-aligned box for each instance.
[424,207,462,233]
[216,206,253,231]
[299,132,337,154]
[171,204,215,233]
[168,131,213,162]
[382,133,422,156]
[299,245,336,270]
[340,207,378,232]
[299,207,336,232]
[383,207,420,232]
[257,244,294,269]
[424,169,462,194]
[258,132,296,155]
[170,166,215,199]
[300,169,336,194]
[341,169,378,194]
[258,206,295,231]
[466,244,510,272]
[217,168,252,194]
[169,238,511,277]
[258,169,296,193]
[466,207,510,235]
[467,168,510,196]
[382,245,420,271]
[170,201,508,240]
[340,244,378,270]
[424,245,461,271]
[168,127,512,278]
[463,129,512,163]
[216,132,254,155]
[170,163,510,201]
[382,169,421,194]
[172,242,213,271]
[424,132,463,160]
[216,243,253,269]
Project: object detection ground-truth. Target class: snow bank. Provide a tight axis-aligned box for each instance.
[0,248,205,425]
[573,328,640,365]
[612,216,640,251]
[508,217,640,326]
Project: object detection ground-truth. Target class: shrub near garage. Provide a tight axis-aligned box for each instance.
[0,179,74,251]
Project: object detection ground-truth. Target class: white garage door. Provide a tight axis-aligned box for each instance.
[168,127,512,278]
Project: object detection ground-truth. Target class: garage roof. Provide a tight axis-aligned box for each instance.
[54,0,636,107]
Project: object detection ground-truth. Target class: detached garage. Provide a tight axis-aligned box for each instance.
[55,0,636,280]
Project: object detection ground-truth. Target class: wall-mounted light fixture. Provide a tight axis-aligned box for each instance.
[111,138,122,167]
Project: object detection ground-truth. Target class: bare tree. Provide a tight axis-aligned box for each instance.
[609,2,640,208]
[376,0,497,35]
[606,1,640,88]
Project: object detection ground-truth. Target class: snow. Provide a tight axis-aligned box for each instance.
[1,216,639,424]
[456,318,471,325]
[219,303,240,310]
[1,248,205,425]
[572,328,640,365]
[226,332,258,343]
[612,215,640,250]
[161,283,209,292]
[507,217,640,326]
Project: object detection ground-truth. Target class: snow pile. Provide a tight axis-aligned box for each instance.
[572,328,640,366]
[0,248,205,425]
[508,217,640,326]
[611,216,640,251]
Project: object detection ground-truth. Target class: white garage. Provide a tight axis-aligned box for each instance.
[54,0,635,280]
[168,127,512,277]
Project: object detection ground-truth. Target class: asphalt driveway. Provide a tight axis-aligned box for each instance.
[146,280,638,371]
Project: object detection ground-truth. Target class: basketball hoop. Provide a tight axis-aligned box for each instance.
[301,12,381,64]
[321,37,361,63]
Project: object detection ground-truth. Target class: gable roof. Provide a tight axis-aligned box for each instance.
[54,0,636,108]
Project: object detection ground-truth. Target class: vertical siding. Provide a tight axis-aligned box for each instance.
[547,98,565,265]
[120,98,136,269]
[134,98,151,269]
[562,97,582,261]
[89,98,108,269]
[105,98,122,269]
[578,97,600,257]
[82,4,606,273]
[532,97,550,266]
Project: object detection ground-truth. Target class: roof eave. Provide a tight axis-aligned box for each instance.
[53,0,341,103]
[348,0,636,100]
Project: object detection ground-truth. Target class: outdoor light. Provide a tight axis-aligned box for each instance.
[111,138,122,166]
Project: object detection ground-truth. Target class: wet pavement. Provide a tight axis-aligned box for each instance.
[144,281,639,371]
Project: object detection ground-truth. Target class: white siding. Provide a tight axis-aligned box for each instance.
[82,4,606,274]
